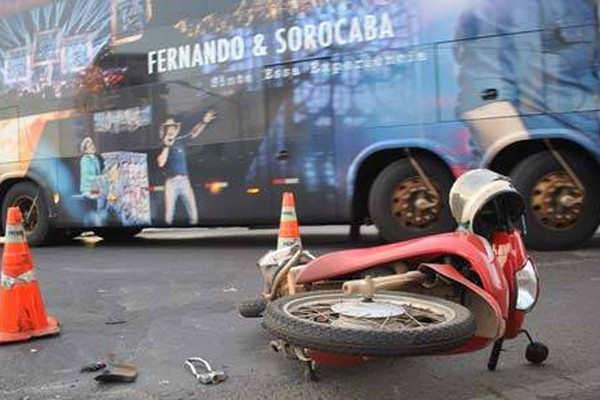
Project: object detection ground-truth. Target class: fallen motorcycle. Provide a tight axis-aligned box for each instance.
[239,169,548,379]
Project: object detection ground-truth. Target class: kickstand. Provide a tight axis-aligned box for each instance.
[487,338,504,371]
[291,347,319,382]
[303,360,318,382]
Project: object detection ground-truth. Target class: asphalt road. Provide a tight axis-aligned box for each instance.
[1,227,600,400]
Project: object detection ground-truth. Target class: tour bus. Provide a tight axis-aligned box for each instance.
[0,0,599,250]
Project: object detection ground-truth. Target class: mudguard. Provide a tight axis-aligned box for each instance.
[296,232,510,317]
[420,263,505,353]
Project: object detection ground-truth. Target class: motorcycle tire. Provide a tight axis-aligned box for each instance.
[237,298,267,318]
[263,290,476,357]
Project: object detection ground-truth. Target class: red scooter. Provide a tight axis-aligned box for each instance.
[240,169,548,379]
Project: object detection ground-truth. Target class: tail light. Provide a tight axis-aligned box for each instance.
[515,259,539,312]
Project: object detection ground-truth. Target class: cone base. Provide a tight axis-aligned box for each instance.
[277,238,302,251]
[0,316,60,344]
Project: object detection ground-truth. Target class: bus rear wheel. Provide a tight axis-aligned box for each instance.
[1,182,52,247]
[368,158,456,242]
[510,151,600,250]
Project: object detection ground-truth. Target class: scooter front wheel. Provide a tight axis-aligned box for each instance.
[263,290,476,357]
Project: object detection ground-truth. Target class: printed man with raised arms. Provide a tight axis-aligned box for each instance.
[157,111,216,225]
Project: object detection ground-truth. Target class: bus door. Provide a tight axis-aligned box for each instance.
[264,58,338,223]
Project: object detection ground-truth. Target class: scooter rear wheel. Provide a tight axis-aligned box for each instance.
[263,290,476,357]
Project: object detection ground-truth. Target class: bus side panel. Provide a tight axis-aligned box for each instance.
[262,59,337,224]
[0,107,22,188]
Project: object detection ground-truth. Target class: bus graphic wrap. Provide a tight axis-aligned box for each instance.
[0,0,598,249]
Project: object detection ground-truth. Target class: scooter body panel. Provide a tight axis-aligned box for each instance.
[420,263,505,353]
[296,232,510,317]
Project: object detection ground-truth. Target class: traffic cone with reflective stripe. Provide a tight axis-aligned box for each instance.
[277,192,302,250]
[0,207,59,344]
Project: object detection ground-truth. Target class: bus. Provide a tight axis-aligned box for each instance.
[0,0,598,250]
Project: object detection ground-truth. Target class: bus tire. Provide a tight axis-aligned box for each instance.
[1,182,52,247]
[510,151,600,250]
[368,158,456,242]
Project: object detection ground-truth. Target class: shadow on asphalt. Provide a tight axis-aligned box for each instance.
[581,236,600,250]
[527,234,600,252]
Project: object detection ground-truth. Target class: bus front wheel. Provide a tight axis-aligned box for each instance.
[368,158,456,242]
[510,151,600,250]
[1,182,52,247]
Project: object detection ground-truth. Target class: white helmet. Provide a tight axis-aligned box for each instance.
[449,169,524,235]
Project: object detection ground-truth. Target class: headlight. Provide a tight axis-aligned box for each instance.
[515,259,539,312]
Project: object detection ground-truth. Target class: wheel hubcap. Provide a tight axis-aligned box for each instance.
[331,301,406,318]
[531,171,584,230]
[331,301,407,329]
[392,177,441,228]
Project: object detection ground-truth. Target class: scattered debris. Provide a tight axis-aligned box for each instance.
[222,287,238,293]
[105,311,129,325]
[183,357,227,385]
[105,319,127,325]
[80,354,138,384]
[30,349,38,354]
[159,380,170,386]
[79,234,104,248]
[80,361,107,373]
[94,362,138,384]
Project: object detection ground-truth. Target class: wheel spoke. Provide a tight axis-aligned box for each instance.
[14,195,39,233]
[379,315,392,329]
[287,296,450,332]
[292,305,336,323]
[24,191,40,225]
[405,305,446,324]
[402,309,424,328]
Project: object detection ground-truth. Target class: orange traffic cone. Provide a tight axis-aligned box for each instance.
[277,192,302,250]
[0,207,59,344]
